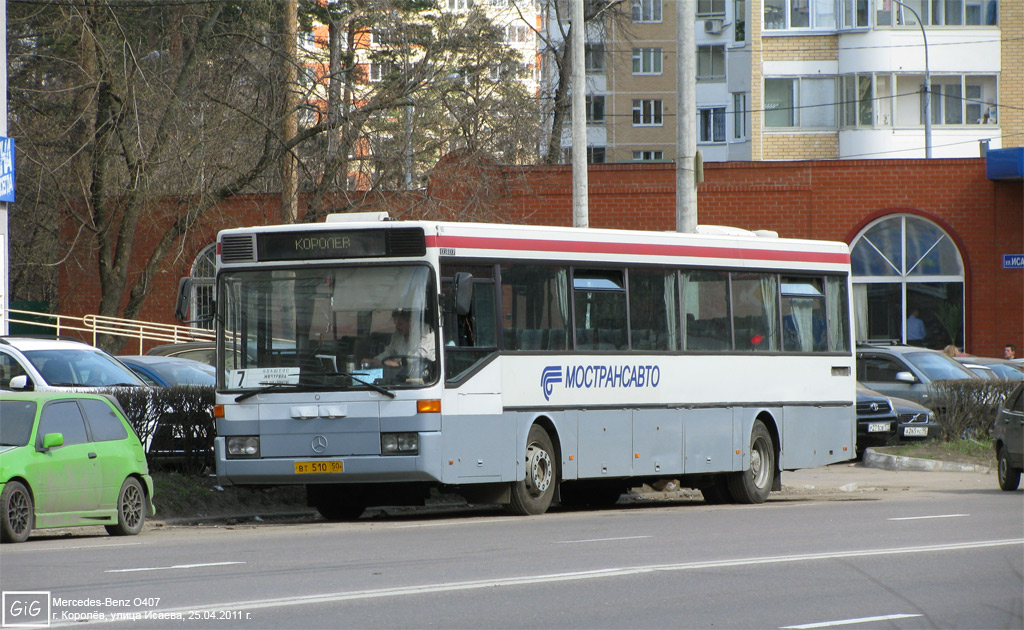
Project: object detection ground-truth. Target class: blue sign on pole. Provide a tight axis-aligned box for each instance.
[1004,254,1024,269]
[0,136,14,203]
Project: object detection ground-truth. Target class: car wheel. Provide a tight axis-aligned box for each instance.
[507,424,557,515]
[1,481,34,543]
[727,420,776,504]
[997,445,1021,492]
[105,477,146,536]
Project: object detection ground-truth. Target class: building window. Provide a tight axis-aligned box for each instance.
[840,74,874,128]
[189,244,217,330]
[851,214,965,349]
[697,0,726,15]
[895,74,997,126]
[588,146,606,164]
[764,77,836,128]
[696,45,725,81]
[763,0,838,29]
[734,0,746,41]
[586,95,605,123]
[632,150,664,161]
[876,0,998,26]
[632,0,662,22]
[632,99,663,126]
[505,24,533,44]
[448,0,474,9]
[839,0,869,27]
[632,48,662,75]
[698,107,726,143]
[732,93,747,139]
[585,44,606,73]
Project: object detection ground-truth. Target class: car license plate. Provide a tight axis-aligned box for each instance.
[294,461,344,474]
[868,422,891,433]
[903,426,928,437]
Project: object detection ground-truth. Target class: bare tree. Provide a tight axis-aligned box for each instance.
[8,0,541,349]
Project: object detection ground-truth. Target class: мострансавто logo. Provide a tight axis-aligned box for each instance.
[541,364,661,401]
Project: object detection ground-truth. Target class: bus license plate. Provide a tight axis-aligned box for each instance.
[903,426,928,437]
[868,422,891,433]
[295,461,344,474]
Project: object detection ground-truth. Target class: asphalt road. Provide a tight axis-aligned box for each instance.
[3,466,1021,630]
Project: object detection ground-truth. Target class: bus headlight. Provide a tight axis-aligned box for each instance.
[381,433,418,455]
[227,436,260,458]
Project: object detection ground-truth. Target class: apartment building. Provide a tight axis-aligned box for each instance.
[578,0,1020,162]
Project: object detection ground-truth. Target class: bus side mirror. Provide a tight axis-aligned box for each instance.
[453,272,474,316]
[175,277,192,322]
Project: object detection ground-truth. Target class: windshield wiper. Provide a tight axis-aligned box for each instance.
[234,374,395,402]
[335,372,396,398]
[235,382,312,402]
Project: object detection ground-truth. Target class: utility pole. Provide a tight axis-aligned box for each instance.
[676,0,697,232]
[892,0,932,158]
[571,0,589,228]
[281,0,299,223]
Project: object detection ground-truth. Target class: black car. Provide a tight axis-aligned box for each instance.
[993,381,1024,491]
[856,384,898,455]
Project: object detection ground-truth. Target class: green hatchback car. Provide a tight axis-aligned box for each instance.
[0,392,155,543]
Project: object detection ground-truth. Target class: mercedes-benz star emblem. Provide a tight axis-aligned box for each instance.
[311,435,328,453]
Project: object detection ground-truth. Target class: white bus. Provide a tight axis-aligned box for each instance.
[198,214,855,518]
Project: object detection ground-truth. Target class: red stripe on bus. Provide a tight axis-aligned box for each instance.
[425,235,850,265]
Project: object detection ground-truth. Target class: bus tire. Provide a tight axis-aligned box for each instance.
[727,421,775,504]
[507,424,556,515]
[700,476,733,504]
[308,485,366,521]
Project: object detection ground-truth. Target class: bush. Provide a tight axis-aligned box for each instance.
[928,379,1017,441]
[105,385,215,475]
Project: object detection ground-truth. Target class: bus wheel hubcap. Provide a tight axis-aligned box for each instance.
[527,444,552,495]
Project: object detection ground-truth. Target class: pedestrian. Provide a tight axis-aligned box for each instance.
[906,308,926,345]
[1005,343,1017,360]
[943,344,961,358]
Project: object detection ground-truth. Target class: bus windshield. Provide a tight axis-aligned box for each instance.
[219,264,437,391]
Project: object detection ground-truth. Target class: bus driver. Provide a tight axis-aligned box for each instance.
[363,308,435,379]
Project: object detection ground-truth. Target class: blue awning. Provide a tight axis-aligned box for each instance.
[986,147,1024,181]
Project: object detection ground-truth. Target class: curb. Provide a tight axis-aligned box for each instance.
[862,448,993,474]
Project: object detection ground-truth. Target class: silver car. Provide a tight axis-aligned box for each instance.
[0,337,145,392]
[856,344,978,406]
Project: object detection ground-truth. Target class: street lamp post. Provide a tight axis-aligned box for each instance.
[892,0,932,158]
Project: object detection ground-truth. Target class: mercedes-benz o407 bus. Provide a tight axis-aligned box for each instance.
[190,213,856,518]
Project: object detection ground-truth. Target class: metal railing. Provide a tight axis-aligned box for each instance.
[3,308,215,354]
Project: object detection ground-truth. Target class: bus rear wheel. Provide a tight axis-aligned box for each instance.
[727,421,775,504]
[507,425,556,515]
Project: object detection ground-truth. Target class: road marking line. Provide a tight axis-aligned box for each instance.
[782,613,922,629]
[105,561,245,573]
[887,513,969,521]
[556,536,653,544]
[57,539,1022,626]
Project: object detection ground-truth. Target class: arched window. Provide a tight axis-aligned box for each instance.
[851,214,965,350]
[189,244,217,330]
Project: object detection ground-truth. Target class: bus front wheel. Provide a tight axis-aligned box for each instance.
[507,425,556,515]
[727,421,775,504]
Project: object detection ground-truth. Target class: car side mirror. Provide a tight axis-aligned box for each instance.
[453,272,474,316]
[41,433,64,450]
[8,375,30,390]
[895,371,917,384]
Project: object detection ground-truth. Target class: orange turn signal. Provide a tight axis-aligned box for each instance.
[213,404,225,418]
[417,399,441,414]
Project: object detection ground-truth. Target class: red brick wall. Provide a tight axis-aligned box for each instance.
[59,159,1022,357]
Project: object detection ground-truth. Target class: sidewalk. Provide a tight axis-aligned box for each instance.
[778,449,997,500]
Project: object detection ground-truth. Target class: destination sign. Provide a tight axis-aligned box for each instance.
[258,230,387,261]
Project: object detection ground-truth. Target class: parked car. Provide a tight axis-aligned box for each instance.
[0,391,155,543]
[0,336,146,392]
[993,381,1023,491]
[956,356,1024,381]
[117,355,215,387]
[147,341,251,371]
[856,344,978,406]
[856,384,898,455]
[890,394,939,442]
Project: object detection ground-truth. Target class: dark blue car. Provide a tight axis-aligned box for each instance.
[116,355,215,387]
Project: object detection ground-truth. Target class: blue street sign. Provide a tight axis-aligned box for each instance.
[0,137,14,203]
[1004,254,1024,269]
